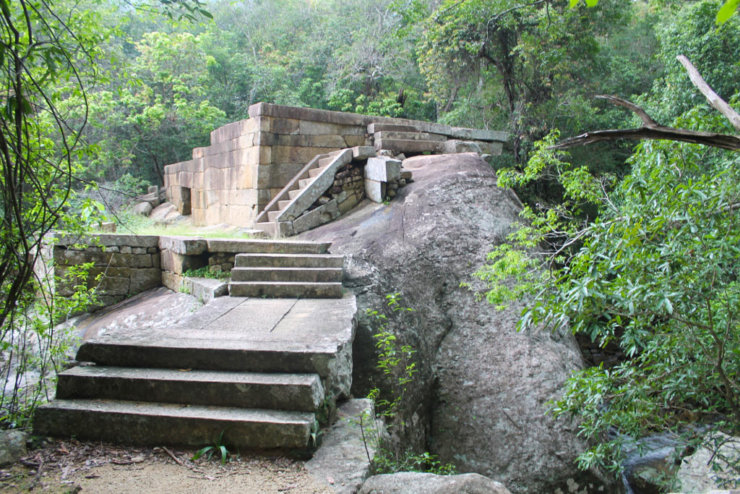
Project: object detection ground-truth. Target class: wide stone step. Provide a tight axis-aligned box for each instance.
[374,131,446,142]
[76,339,339,376]
[34,399,316,451]
[235,253,343,269]
[268,210,281,222]
[231,267,343,283]
[204,239,331,255]
[57,366,324,412]
[229,281,343,299]
[374,138,442,154]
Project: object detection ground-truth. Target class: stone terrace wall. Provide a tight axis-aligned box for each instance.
[164,103,507,228]
[53,234,161,308]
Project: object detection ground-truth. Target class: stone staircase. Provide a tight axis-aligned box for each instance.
[34,241,355,456]
[254,146,375,238]
[228,239,343,298]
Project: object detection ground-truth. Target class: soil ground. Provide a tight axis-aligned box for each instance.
[0,438,333,493]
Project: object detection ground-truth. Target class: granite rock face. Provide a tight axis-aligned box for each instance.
[359,472,512,494]
[676,432,740,493]
[300,153,614,493]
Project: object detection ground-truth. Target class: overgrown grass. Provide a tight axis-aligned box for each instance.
[90,209,254,239]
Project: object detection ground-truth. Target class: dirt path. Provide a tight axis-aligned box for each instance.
[0,439,333,493]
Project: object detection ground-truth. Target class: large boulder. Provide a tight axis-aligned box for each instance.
[300,153,613,493]
[675,432,739,493]
[359,472,511,494]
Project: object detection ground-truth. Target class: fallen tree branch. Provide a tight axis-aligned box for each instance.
[553,126,740,150]
[677,55,740,133]
[551,95,740,151]
[553,56,740,151]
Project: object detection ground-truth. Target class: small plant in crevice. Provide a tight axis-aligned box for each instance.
[192,431,229,465]
[182,266,231,281]
[360,293,455,476]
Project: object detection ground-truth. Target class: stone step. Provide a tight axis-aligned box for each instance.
[56,366,324,412]
[374,131,446,142]
[309,165,329,178]
[368,123,419,134]
[229,282,343,299]
[374,138,442,154]
[34,399,316,452]
[278,199,292,210]
[268,210,281,222]
[288,187,303,200]
[298,178,313,189]
[75,337,341,377]
[204,239,331,255]
[231,267,342,283]
[234,253,343,269]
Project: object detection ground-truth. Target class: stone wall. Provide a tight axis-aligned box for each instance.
[53,235,267,310]
[164,103,507,228]
[53,234,161,308]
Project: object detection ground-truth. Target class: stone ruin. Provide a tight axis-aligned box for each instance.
[163,103,507,236]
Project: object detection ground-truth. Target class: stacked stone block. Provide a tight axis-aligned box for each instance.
[53,234,160,308]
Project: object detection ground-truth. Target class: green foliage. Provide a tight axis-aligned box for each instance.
[361,293,455,476]
[182,266,230,281]
[371,448,456,476]
[192,431,229,465]
[479,103,740,475]
[417,0,628,164]
[366,293,417,422]
[1,259,99,428]
[642,0,740,125]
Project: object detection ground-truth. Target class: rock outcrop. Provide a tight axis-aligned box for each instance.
[359,472,511,494]
[300,153,613,493]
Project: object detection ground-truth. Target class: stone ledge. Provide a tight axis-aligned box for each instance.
[52,233,159,249]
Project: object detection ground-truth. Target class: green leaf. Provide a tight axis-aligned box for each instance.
[716,0,739,24]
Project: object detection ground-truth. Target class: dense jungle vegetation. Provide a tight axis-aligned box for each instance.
[0,0,737,482]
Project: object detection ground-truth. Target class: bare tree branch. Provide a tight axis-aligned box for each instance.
[595,95,659,128]
[552,95,740,151]
[553,127,740,151]
[677,55,740,133]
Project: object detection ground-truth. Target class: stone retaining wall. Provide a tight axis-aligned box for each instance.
[52,235,268,310]
[53,234,161,308]
[164,102,507,227]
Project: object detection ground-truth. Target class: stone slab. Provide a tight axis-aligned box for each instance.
[74,293,356,399]
[365,157,401,182]
[228,281,343,299]
[364,179,386,203]
[292,200,341,235]
[351,146,376,160]
[52,233,160,249]
[206,239,332,254]
[183,277,229,304]
[34,399,315,451]
[440,139,482,154]
[231,267,343,283]
[158,236,207,255]
[57,366,324,412]
[374,138,442,154]
[234,253,344,268]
